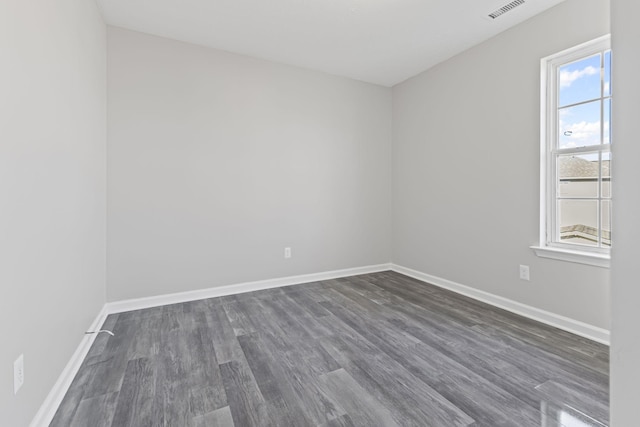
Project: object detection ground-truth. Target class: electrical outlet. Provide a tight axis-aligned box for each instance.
[284,247,292,259]
[14,354,24,395]
[519,265,530,281]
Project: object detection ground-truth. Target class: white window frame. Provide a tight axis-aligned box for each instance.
[532,35,611,268]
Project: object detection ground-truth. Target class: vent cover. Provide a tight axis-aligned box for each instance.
[488,0,525,19]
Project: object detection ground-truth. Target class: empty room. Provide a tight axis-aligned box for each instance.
[2,0,639,426]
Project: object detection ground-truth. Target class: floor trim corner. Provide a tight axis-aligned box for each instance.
[390,263,610,345]
[106,263,392,314]
[30,305,109,427]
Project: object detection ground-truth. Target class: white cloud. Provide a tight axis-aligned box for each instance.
[560,119,601,147]
[560,65,599,88]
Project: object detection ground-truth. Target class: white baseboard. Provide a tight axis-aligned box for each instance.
[33,261,608,427]
[30,305,109,427]
[106,263,610,345]
[31,263,390,426]
[106,263,392,314]
[390,264,610,345]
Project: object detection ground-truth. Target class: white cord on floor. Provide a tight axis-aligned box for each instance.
[85,329,115,336]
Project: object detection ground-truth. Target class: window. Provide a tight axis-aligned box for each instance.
[533,36,611,268]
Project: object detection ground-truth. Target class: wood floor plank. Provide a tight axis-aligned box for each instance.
[222,299,257,337]
[317,310,476,427]
[127,315,161,360]
[320,414,356,427]
[328,275,607,425]
[374,272,609,371]
[539,400,607,427]
[69,392,119,427]
[318,369,400,427]
[237,333,315,427]
[355,275,609,398]
[152,362,193,427]
[193,406,235,427]
[258,294,316,342]
[233,296,292,353]
[219,359,271,427]
[267,292,334,339]
[282,287,332,318]
[49,361,99,427]
[471,323,608,386]
[205,298,245,364]
[535,379,609,424]
[245,331,346,425]
[110,358,155,427]
[52,271,610,427]
[187,320,228,416]
[236,292,347,425]
[325,279,560,411]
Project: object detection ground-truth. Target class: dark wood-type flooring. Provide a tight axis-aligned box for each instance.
[51,271,609,427]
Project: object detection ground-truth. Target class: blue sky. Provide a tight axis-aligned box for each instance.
[558,51,611,150]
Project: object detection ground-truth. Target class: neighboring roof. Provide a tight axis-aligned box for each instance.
[559,156,610,179]
[561,224,611,245]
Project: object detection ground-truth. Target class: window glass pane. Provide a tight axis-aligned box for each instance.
[559,54,601,107]
[558,100,601,149]
[604,50,611,97]
[604,98,611,144]
[546,41,612,253]
[557,153,599,198]
[602,200,611,247]
[602,152,611,198]
[558,200,598,247]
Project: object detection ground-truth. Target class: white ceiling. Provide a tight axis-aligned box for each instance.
[97,0,566,86]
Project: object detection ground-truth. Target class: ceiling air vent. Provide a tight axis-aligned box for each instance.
[488,0,525,19]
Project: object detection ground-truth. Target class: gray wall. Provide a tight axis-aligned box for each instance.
[0,0,107,425]
[611,1,640,424]
[1,1,621,423]
[392,0,610,329]
[107,28,392,301]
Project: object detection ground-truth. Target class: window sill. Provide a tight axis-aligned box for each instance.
[530,245,610,268]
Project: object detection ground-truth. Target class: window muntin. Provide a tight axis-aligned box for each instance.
[542,36,612,255]
[558,54,601,107]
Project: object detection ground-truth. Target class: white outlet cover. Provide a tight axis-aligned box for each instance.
[14,354,24,395]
